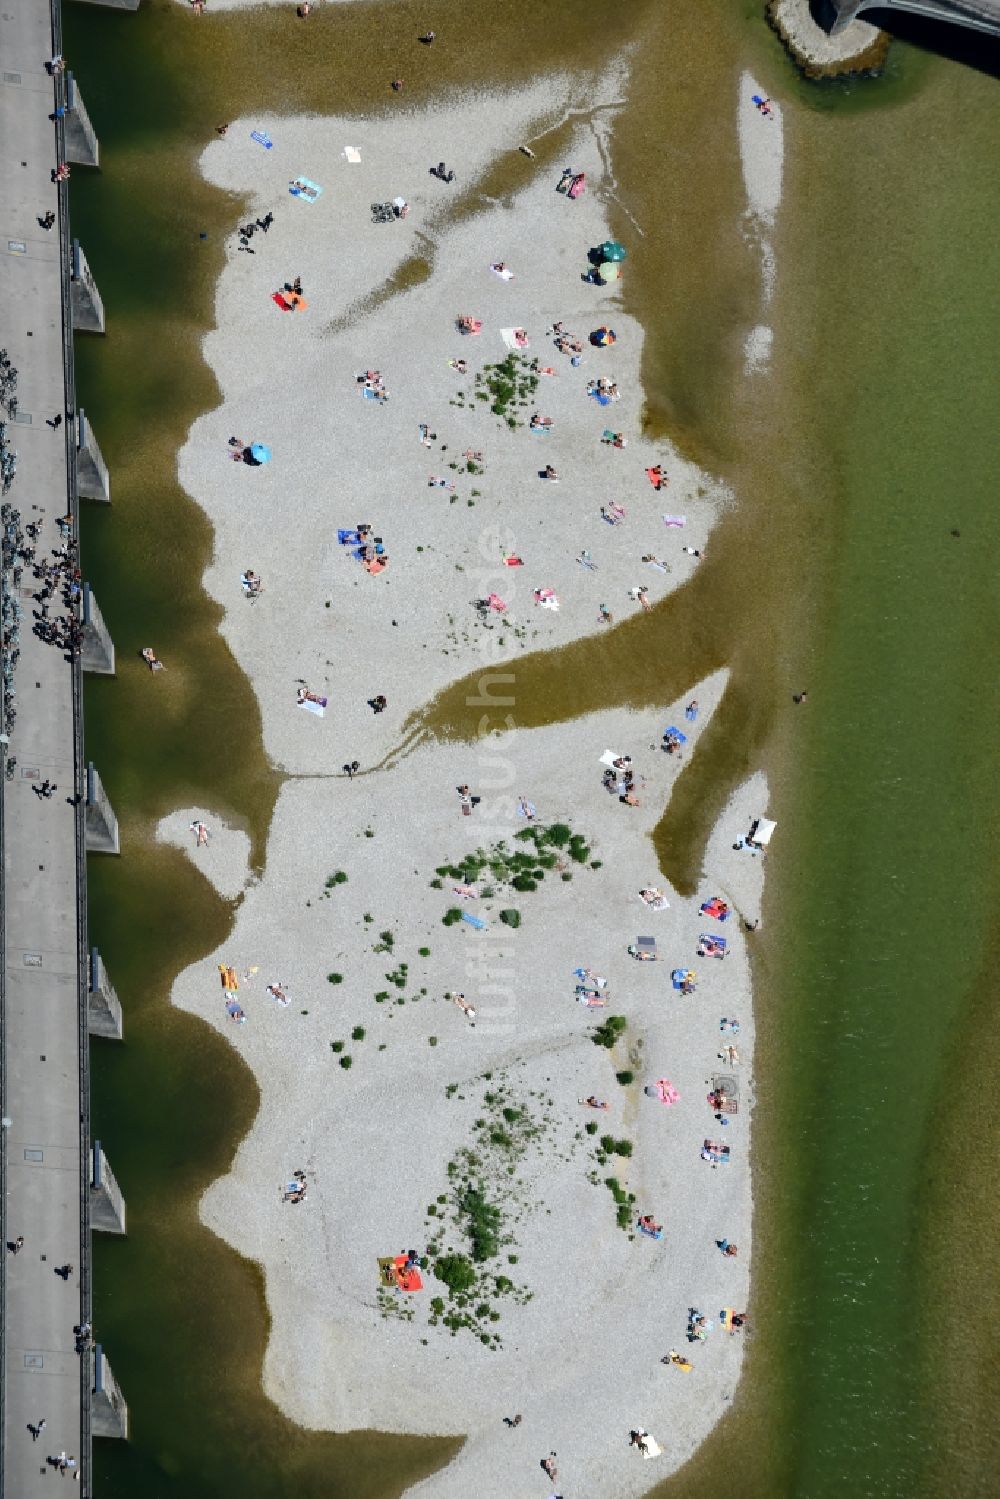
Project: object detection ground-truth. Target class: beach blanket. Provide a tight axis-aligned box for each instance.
[289,177,323,203]
[589,390,612,406]
[663,726,688,744]
[503,556,523,567]
[225,1000,246,1023]
[343,146,361,163]
[633,1433,663,1459]
[662,514,687,528]
[490,265,514,281]
[461,912,487,931]
[250,130,273,150]
[720,1308,739,1332]
[338,529,361,545]
[500,327,529,350]
[298,697,327,717]
[698,933,728,956]
[599,749,622,768]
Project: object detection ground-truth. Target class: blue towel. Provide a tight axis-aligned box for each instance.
[250,130,273,150]
[663,726,688,743]
[461,913,487,931]
[338,529,360,544]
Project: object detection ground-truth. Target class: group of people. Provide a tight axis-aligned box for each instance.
[357,368,389,402]
[236,210,275,255]
[282,1170,308,1205]
[32,525,83,656]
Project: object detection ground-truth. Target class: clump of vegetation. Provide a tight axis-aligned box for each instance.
[473,353,539,426]
[499,908,521,928]
[339,1055,353,1070]
[372,930,395,954]
[324,870,348,893]
[418,946,431,957]
[327,972,343,985]
[434,1254,476,1295]
[591,1015,628,1049]
[420,1080,558,1348]
[459,1184,502,1261]
[606,1176,636,1232]
[616,1070,635,1087]
[351,1025,366,1041]
[330,1040,344,1053]
[386,963,409,989]
[600,1136,633,1158]
[435,824,596,918]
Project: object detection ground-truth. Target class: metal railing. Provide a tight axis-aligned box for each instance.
[52,0,95,1490]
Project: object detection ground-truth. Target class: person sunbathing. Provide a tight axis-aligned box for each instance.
[141,647,164,671]
[638,1215,662,1233]
[582,1096,609,1109]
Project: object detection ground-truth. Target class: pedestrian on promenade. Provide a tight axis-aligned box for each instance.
[46,413,62,429]
[8,1235,24,1254]
[55,1263,73,1279]
[29,1417,45,1441]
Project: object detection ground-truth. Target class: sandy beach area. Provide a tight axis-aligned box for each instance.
[167,68,779,1498]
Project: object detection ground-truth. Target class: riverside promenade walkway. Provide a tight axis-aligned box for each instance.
[0,0,90,1491]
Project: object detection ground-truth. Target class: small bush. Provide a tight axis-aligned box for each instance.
[351,1025,365,1041]
[511,875,537,892]
[435,1254,476,1295]
[544,823,572,847]
[499,908,521,928]
[429,1036,438,1047]
[561,872,573,882]
[585,1120,598,1135]
[330,1040,344,1053]
[591,1015,628,1049]
[339,1055,353,1070]
[418,946,431,957]
[442,907,463,926]
[616,1069,635,1086]
[327,972,343,985]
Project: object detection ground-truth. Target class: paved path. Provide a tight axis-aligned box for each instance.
[1,0,88,1491]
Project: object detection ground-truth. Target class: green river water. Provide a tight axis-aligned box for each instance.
[62,1,999,1494]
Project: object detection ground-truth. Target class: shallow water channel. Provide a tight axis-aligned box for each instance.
[63,0,999,1494]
